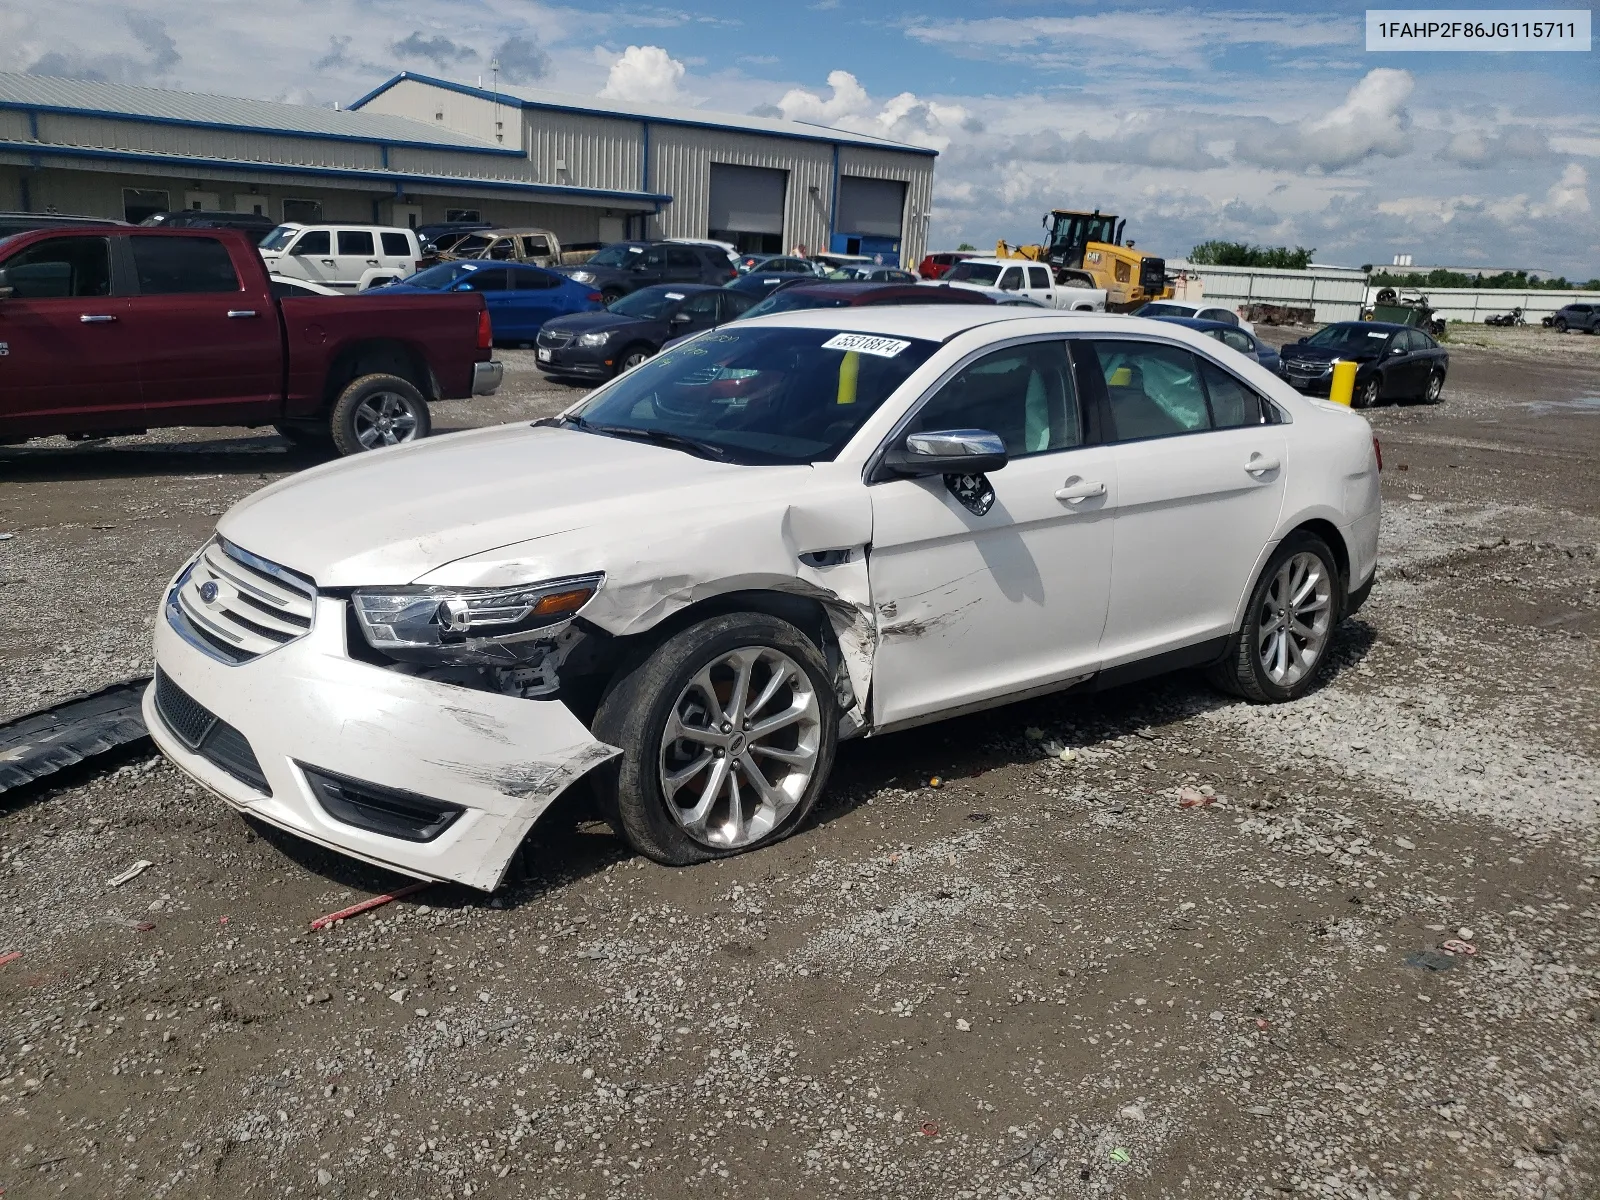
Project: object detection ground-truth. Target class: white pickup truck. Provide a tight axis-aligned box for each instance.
[938,256,1107,311]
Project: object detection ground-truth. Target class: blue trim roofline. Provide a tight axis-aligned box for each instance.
[0,142,671,206]
[350,72,941,159]
[0,99,524,158]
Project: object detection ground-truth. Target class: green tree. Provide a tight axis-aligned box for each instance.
[1189,241,1315,270]
[956,242,977,251]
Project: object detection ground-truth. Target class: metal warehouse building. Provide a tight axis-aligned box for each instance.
[0,71,936,264]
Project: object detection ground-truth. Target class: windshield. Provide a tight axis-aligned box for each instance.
[609,287,684,319]
[567,326,939,465]
[741,290,854,318]
[946,263,1003,285]
[586,244,647,268]
[399,262,480,290]
[259,225,298,251]
[1305,324,1394,350]
[1134,302,1194,318]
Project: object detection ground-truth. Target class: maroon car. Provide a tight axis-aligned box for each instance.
[916,251,977,281]
[0,226,500,455]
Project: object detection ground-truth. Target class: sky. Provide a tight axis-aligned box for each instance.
[4,0,1597,276]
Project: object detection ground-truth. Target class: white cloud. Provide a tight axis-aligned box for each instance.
[1538,163,1591,216]
[1438,126,1551,167]
[1235,69,1413,171]
[772,70,974,151]
[599,45,685,104]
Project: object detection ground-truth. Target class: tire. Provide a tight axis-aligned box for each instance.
[1208,532,1342,704]
[1422,371,1444,404]
[1352,377,1380,409]
[591,612,838,866]
[329,373,430,456]
[613,344,653,377]
[1554,318,1569,333]
[273,421,333,449]
[600,287,625,306]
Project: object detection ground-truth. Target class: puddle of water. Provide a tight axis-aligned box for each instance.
[1519,396,1600,415]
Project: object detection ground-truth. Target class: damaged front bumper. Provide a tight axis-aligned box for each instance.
[146,595,619,891]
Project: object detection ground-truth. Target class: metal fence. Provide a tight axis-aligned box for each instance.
[1175,264,1370,323]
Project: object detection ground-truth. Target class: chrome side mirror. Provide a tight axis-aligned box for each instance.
[884,429,1009,478]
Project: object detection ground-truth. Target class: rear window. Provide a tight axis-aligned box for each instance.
[130,235,240,295]
[380,232,412,256]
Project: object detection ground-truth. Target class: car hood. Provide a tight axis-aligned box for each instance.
[1280,344,1381,365]
[541,310,653,335]
[217,424,812,587]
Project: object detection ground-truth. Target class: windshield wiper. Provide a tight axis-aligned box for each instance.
[589,424,729,461]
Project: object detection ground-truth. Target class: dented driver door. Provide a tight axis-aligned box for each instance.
[865,339,1117,731]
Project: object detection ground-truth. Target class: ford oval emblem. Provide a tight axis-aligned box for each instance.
[199,581,219,604]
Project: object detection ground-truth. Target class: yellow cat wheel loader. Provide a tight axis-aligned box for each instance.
[997,209,1172,312]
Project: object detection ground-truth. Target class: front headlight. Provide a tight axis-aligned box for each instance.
[570,270,595,284]
[576,331,612,348]
[351,573,603,664]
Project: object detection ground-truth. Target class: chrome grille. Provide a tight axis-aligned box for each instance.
[537,328,574,348]
[166,539,316,665]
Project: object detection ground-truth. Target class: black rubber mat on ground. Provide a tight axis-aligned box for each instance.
[0,678,152,793]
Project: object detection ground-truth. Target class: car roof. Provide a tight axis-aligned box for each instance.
[768,282,981,303]
[631,282,721,295]
[1329,320,1409,333]
[738,306,1207,341]
[948,257,1033,268]
[478,227,557,236]
[1150,315,1255,335]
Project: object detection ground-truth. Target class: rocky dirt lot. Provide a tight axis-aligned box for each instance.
[2,329,1598,1199]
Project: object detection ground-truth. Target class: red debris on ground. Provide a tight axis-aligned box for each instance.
[310,882,432,931]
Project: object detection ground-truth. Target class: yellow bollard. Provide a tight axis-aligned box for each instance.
[1329,360,1358,407]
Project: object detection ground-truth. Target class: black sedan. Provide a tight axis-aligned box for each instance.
[1277,321,1448,408]
[724,271,815,301]
[534,285,757,382]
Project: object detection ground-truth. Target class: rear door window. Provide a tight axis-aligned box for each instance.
[1,236,112,297]
[1198,358,1267,428]
[380,232,412,256]
[522,234,553,257]
[1083,340,1211,442]
[666,246,700,272]
[460,268,511,292]
[130,235,241,294]
[512,267,559,290]
[1028,266,1051,289]
[337,230,375,256]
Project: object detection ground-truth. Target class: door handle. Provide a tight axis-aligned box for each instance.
[321,259,336,265]
[80,314,117,323]
[1245,454,1281,476]
[1055,478,1106,503]
[226,310,258,319]
[365,259,379,266]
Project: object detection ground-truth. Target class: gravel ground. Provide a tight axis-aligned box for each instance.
[2,330,1599,1199]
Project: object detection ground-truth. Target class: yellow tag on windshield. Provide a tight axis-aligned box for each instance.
[837,351,860,405]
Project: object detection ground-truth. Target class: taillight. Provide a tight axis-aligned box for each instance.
[1373,435,1383,471]
[477,308,492,350]
[586,291,603,303]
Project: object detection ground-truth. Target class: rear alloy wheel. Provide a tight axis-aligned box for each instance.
[330,373,431,456]
[1352,378,1380,409]
[1423,371,1444,404]
[592,613,837,865]
[601,288,625,306]
[1209,533,1341,704]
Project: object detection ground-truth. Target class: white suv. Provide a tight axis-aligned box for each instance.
[258,223,421,291]
[147,308,1381,890]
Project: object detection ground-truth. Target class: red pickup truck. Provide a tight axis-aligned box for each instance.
[0,226,500,455]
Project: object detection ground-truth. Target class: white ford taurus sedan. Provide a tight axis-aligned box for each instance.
[146,307,1381,889]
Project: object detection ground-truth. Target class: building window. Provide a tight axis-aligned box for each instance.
[282,198,323,223]
[123,188,170,224]
[445,209,482,223]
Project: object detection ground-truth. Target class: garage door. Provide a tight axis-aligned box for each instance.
[836,177,905,237]
[708,164,788,255]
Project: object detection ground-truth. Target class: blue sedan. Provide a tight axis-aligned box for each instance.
[1149,316,1281,374]
[376,261,604,344]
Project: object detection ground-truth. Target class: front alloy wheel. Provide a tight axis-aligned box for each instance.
[659,646,822,849]
[1353,378,1380,409]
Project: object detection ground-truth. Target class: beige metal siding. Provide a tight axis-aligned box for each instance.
[526,112,642,192]
[650,127,834,249]
[0,110,30,142]
[358,78,508,149]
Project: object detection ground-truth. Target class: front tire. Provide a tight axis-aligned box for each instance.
[592,613,838,866]
[614,345,652,376]
[1554,318,1569,333]
[330,373,430,456]
[1209,533,1342,704]
[1353,377,1380,409]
